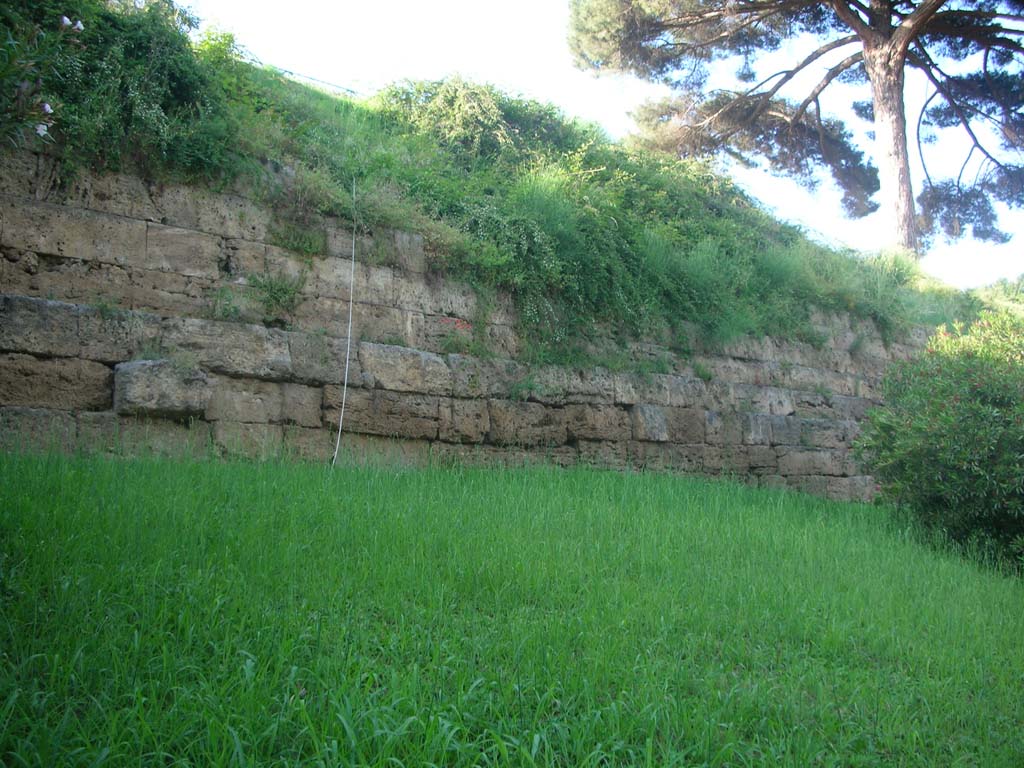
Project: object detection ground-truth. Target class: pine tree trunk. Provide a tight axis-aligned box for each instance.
[864,45,918,254]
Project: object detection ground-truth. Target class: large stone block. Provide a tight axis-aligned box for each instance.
[141,224,222,279]
[78,411,212,458]
[114,360,210,418]
[769,415,802,446]
[448,355,526,399]
[0,295,80,357]
[127,269,214,318]
[160,317,292,380]
[800,418,859,449]
[0,197,146,266]
[0,406,76,452]
[287,330,365,386]
[0,353,111,410]
[148,184,269,241]
[666,407,705,443]
[703,445,751,474]
[577,439,629,468]
[531,367,616,406]
[325,387,441,440]
[487,400,566,447]
[666,375,708,408]
[777,449,846,477]
[564,404,631,441]
[359,342,452,395]
[213,421,284,459]
[76,305,163,364]
[631,442,703,472]
[283,425,333,462]
[705,410,743,446]
[205,377,320,427]
[742,413,772,446]
[631,404,669,442]
[439,398,490,443]
[613,373,671,406]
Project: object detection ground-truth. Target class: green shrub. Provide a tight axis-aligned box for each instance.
[856,311,1024,564]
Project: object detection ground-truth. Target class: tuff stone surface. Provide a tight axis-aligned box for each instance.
[0,158,925,501]
[114,360,211,418]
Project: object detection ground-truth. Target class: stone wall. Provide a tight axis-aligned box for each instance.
[0,151,926,499]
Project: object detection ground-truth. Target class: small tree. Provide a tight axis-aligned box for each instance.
[570,1,1024,254]
[856,310,1024,564]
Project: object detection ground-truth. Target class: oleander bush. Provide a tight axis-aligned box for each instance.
[857,311,1024,564]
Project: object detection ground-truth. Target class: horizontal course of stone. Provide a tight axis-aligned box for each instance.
[0,151,926,500]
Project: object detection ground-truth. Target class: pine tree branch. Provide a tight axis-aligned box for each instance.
[793,51,865,122]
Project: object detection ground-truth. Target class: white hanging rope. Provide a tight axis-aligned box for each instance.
[331,179,358,467]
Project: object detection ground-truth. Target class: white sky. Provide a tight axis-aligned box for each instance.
[183,0,1022,289]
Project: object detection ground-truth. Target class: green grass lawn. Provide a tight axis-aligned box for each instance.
[1,452,1021,766]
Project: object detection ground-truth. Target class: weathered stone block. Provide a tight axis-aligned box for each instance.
[613,373,671,406]
[0,295,80,357]
[769,415,802,446]
[733,384,795,416]
[141,224,221,279]
[786,475,831,497]
[283,425,333,462]
[631,404,669,442]
[286,330,366,387]
[349,303,408,345]
[666,375,707,408]
[777,449,844,477]
[800,418,858,449]
[394,230,427,273]
[148,184,268,241]
[440,398,490,443]
[564,404,631,441]
[205,378,321,427]
[742,413,772,446]
[0,353,111,410]
[666,407,705,443]
[747,445,778,470]
[705,410,743,446]
[448,355,526,399]
[1,197,147,266]
[631,442,703,472]
[487,400,566,447]
[213,421,284,458]
[830,395,876,421]
[79,411,211,457]
[223,238,266,277]
[359,342,452,395]
[77,305,162,364]
[703,445,751,474]
[0,406,76,452]
[577,439,629,467]
[127,269,214,318]
[114,359,210,418]
[325,387,441,440]
[161,317,292,380]
[532,367,616,406]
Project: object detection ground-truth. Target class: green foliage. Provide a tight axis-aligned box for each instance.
[3,453,1024,764]
[207,285,241,321]
[4,0,241,181]
[0,8,80,147]
[857,311,1024,564]
[11,0,1000,364]
[248,269,305,324]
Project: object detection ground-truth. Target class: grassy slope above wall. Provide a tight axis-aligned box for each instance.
[4,0,1004,363]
